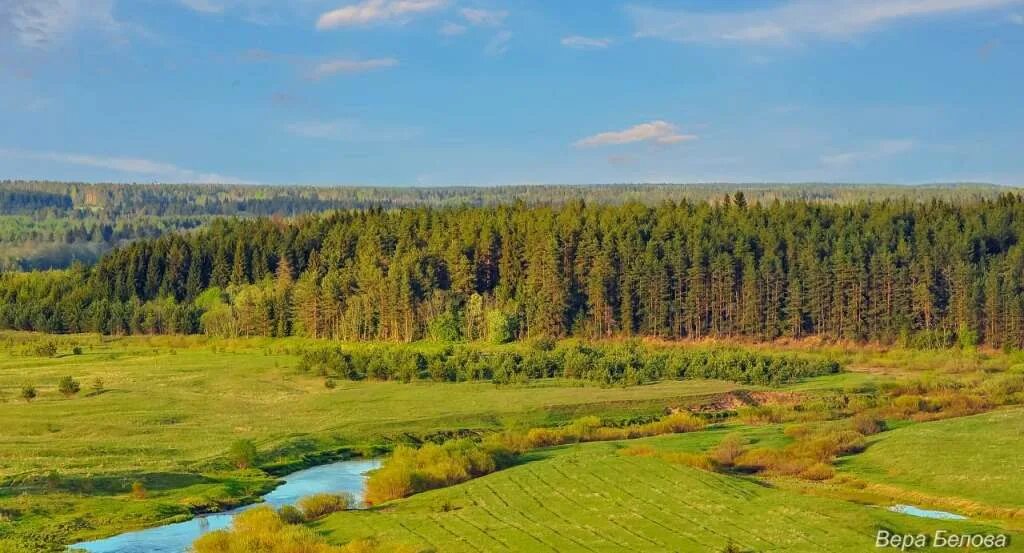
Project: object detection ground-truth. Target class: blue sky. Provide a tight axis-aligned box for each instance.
[1,0,1022,186]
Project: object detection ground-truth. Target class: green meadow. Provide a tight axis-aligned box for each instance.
[0,333,741,549]
[2,331,1023,551]
[841,407,1024,514]
[318,434,1015,553]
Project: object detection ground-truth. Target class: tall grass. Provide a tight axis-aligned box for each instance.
[191,506,420,553]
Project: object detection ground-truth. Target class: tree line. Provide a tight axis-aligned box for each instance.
[297,342,839,386]
[4,194,1024,348]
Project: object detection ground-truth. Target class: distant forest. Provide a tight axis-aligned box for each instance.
[5,190,1024,348]
[2,180,1020,271]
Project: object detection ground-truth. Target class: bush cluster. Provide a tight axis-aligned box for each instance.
[297,493,352,520]
[517,412,706,449]
[298,342,839,387]
[192,506,418,553]
[365,411,707,504]
[365,439,513,505]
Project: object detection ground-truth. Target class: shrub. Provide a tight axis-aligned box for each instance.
[72,346,83,355]
[710,434,747,467]
[229,439,258,469]
[20,385,37,402]
[487,310,518,344]
[131,481,147,499]
[192,507,344,553]
[298,493,352,519]
[34,341,58,357]
[364,466,416,505]
[277,505,305,525]
[645,411,706,434]
[792,430,866,461]
[365,440,512,505]
[720,541,743,553]
[92,377,105,393]
[733,447,782,473]
[849,414,885,435]
[58,376,80,397]
[531,337,556,351]
[524,427,561,448]
[45,470,61,491]
[738,405,785,424]
[428,312,463,342]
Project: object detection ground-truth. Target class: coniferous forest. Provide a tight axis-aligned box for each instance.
[4,191,1024,349]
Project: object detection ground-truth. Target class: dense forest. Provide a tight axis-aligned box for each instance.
[2,180,1021,271]
[4,193,1024,348]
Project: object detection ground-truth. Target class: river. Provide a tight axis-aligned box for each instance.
[69,458,381,553]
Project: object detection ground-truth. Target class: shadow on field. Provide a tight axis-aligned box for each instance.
[2,471,221,496]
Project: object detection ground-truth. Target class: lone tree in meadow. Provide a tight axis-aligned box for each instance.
[131,481,147,499]
[230,439,258,469]
[58,376,81,397]
[20,385,37,402]
[34,342,58,358]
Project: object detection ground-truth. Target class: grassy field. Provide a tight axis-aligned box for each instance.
[3,331,1022,551]
[841,407,1024,513]
[0,338,744,476]
[318,433,1016,553]
[0,333,745,550]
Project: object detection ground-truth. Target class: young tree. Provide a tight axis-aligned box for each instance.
[230,439,258,469]
[58,376,80,397]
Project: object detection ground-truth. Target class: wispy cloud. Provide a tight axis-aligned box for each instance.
[0,148,255,184]
[575,121,697,148]
[317,0,447,29]
[441,7,507,37]
[459,7,507,26]
[439,21,466,35]
[484,30,512,55]
[1011,12,1024,22]
[2,0,125,49]
[821,139,916,166]
[286,119,420,141]
[561,35,612,49]
[308,57,398,79]
[628,0,1023,45]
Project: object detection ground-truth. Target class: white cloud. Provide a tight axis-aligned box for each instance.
[439,21,466,35]
[484,30,512,55]
[459,7,507,26]
[628,0,1023,44]
[2,0,123,49]
[575,121,697,148]
[561,35,612,49]
[286,119,420,141]
[1011,12,1024,22]
[821,139,916,166]
[309,57,398,79]
[316,0,447,29]
[0,148,255,184]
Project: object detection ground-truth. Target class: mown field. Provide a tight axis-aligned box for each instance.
[841,407,1024,514]
[0,332,746,550]
[2,331,1022,552]
[318,431,1017,552]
